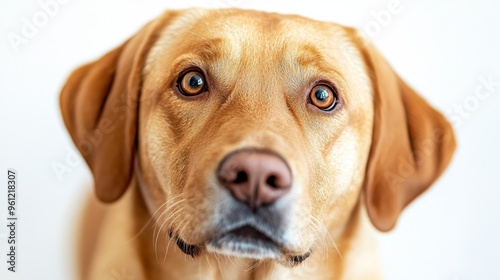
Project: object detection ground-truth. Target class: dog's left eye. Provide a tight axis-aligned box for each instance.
[309,84,337,111]
[177,70,207,96]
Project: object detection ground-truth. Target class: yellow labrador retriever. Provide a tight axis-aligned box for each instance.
[60,8,456,280]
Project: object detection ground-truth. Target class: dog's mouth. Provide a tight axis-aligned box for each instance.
[207,225,281,259]
[171,226,310,264]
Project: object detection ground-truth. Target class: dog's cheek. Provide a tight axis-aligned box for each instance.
[136,106,179,213]
[318,127,369,229]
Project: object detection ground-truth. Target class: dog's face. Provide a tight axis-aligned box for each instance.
[138,9,374,263]
[60,9,455,266]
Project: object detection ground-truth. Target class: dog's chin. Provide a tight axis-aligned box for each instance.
[206,225,281,260]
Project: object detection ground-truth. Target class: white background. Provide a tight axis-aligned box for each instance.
[1,0,499,279]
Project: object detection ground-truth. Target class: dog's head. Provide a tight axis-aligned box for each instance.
[60,9,455,265]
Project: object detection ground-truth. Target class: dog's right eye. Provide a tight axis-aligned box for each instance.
[177,70,207,96]
[309,84,337,111]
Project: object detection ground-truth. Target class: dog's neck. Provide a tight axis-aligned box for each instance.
[112,177,381,280]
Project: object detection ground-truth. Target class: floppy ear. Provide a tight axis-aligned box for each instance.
[350,31,456,231]
[60,12,179,202]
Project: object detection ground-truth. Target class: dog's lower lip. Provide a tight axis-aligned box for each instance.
[170,230,201,257]
[176,238,201,257]
[206,225,282,259]
[228,225,275,243]
[290,251,311,263]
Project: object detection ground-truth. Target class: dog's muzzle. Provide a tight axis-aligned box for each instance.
[171,149,310,264]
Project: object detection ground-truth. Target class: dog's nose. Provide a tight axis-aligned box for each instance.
[218,150,292,210]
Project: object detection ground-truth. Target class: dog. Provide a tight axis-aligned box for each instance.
[60,8,456,280]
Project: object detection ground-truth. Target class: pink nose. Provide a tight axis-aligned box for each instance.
[218,150,292,211]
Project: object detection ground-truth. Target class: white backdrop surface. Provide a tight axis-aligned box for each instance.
[0,0,499,279]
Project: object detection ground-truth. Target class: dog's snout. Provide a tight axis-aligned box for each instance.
[218,150,292,210]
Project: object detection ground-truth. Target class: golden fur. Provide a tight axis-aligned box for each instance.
[60,9,456,279]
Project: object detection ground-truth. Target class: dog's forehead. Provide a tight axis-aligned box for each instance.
[147,9,353,71]
[203,10,349,60]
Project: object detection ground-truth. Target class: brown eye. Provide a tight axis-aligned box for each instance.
[309,84,337,111]
[178,70,207,96]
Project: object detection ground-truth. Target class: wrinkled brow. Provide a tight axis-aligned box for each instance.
[296,44,324,66]
[278,41,342,80]
[293,43,334,73]
[188,37,225,62]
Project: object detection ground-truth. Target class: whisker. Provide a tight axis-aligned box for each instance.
[309,215,343,260]
[152,196,186,228]
[154,205,186,262]
[151,195,186,263]
[128,200,169,242]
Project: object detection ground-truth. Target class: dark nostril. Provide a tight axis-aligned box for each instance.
[234,170,248,184]
[266,175,278,188]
